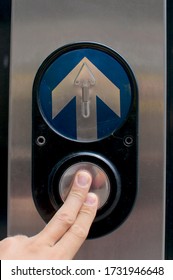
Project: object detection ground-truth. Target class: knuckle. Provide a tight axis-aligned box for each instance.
[56,212,75,227]
[14,235,28,241]
[70,190,85,202]
[1,237,15,248]
[0,235,27,250]
[69,224,87,239]
[80,204,95,217]
[1,235,26,245]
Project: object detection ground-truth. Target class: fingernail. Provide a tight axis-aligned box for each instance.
[85,193,97,205]
[76,170,91,187]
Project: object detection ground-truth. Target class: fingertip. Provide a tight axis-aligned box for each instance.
[75,170,92,188]
[84,192,99,206]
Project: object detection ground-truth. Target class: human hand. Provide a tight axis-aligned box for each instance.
[0,170,98,259]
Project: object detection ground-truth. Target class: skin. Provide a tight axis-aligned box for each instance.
[0,170,98,260]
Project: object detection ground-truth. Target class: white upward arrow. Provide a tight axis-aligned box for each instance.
[74,62,96,118]
[52,57,120,141]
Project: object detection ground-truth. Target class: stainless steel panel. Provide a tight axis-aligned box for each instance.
[8,0,166,259]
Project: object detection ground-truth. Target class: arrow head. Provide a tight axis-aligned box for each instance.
[74,63,96,88]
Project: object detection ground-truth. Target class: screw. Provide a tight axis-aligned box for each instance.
[36,136,46,146]
[124,136,134,147]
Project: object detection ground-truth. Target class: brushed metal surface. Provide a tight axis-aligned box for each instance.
[8,0,166,259]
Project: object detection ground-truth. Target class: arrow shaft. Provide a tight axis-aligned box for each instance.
[82,86,89,102]
[77,92,97,141]
[82,86,90,118]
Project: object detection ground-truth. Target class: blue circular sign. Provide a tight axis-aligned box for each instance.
[36,43,137,142]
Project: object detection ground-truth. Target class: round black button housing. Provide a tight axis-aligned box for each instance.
[48,153,121,224]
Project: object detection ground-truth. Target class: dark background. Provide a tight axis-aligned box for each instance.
[0,0,11,239]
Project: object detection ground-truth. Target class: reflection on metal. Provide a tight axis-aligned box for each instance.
[52,57,120,141]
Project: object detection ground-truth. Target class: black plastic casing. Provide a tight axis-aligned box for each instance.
[32,42,138,238]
